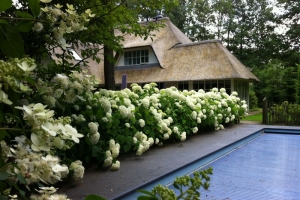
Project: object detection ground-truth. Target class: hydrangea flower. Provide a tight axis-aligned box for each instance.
[139,119,145,127]
[111,160,120,171]
[88,132,100,145]
[69,160,84,181]
[60,124,84,143]
[31,133,51,152]
[118,105,128,118]
[17,61,36,72]
[180,132,186,141]
[192,127,198,133]
[0,90,12,105]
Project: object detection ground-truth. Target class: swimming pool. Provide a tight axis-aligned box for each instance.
[118,128,300,200]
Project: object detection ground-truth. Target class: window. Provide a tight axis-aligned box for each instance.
[225,80,231,94]
[68,48,82,61]
[192,80,231,93]
[156,82,165,89]
[124,50,149,65]
[205,81,212,92]
[178,81,189,90]
[193,81,204,90]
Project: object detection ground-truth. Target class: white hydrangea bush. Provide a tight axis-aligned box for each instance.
[27,67,248,173]
[88,82,248,171]
[0,62,88,198]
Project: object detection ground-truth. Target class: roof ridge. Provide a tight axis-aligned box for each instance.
[174,39,222,48]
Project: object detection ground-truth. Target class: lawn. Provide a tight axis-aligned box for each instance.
[243,111,262,122]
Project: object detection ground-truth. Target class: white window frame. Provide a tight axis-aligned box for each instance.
[124,49,149,65]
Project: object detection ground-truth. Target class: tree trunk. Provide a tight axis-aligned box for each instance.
[103,39,115,90]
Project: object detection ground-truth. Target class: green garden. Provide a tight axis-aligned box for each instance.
[1,0,299,199]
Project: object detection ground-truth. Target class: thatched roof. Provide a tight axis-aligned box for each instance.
[83,17,259,84]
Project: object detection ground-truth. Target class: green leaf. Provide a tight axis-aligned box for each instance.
[6,88,20,106]
[15,11,34,19]
[24,76,36,85]
[0,130,7,141]
[137,190,158,198]
[123,143,131,153]
[173,182,179,190]
[0,24,24,58]
[15,20,34,32]
[0,172,9,181]
[0,158,5,168]
[0,194,8,200]
[0,0,12,12]
[17,174,27,185]
[0,20,8,25]
[0,112,3,123]
[28,0,40,17]
[91,146,100,157]
[85,194,106,200]
[0,181,7,193]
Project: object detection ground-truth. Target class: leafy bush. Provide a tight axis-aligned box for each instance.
[249,90,258,110]
[138,167,213,200]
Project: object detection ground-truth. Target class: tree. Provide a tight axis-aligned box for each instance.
[253,60,289,105]
[0,0,178,89]
[277,0,300,52]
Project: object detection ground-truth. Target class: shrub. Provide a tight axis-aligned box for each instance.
[249,90,258,110]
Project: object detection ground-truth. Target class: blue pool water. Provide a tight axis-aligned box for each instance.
[119,129,300,200]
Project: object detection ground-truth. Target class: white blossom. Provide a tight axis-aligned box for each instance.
[139,119,145,127]
[0,90,12,105]
[180,132,186,141]
[111,160,120,171]
[89,132,100,145]
[69,160,84,181]
[192,127,198,133]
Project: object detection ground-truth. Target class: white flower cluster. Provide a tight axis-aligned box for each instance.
[88,122,100,145]
[39,71,98,108]
[103,139,120,170]
[15,103,83,152]
[5,144,68,185]
[30,186,70,200]
[0,58,36,105]
[69,160,85,181]
[34,1,95,49]
[133,131,154,156]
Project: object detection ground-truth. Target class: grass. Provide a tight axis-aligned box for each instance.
[243,110,262,122]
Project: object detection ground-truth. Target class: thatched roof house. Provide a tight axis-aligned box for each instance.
[83,17,258,106]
